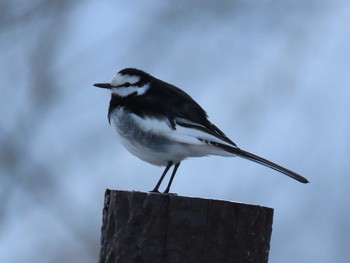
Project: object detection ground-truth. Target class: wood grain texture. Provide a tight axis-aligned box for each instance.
[99,190,273,263]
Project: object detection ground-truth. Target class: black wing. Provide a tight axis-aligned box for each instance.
[151,78,237,147]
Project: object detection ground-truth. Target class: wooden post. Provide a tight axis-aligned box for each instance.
[98,190,273,263]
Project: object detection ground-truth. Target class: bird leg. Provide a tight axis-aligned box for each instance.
[163,162,181,194]
[151,161,173,192]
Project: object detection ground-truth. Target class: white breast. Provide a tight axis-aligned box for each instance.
[109,107,234,167]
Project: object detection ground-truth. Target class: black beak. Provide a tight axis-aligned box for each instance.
[93,83,114,89]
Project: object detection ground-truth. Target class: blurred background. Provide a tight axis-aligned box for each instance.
[1,0,349,262]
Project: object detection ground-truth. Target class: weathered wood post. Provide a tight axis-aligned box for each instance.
[98,190,273,263]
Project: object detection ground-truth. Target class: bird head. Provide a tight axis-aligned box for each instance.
[94,68,153,97]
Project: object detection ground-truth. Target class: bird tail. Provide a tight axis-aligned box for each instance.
[228,147,309,183]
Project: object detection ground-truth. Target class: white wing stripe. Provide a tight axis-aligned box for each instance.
[131,114,234,147]
[172,125,234,147]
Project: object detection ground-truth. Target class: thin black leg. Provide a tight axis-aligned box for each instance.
[151,162,173,192]
[164,162,181,194]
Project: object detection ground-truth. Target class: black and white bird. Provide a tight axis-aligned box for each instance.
[94,68,309,193]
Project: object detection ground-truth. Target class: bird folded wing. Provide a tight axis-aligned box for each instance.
[173,118,237,147]
[132,114,236,148]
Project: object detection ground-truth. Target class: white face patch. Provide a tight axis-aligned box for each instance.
[109,73,150,97]
[110,73,140,87]
[111,83,149,97]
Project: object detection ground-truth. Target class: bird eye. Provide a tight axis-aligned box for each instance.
[124,82,131,87]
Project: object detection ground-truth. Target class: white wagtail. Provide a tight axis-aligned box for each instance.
[94,68,309,193]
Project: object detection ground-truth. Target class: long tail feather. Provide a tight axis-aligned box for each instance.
[229,147,309,183]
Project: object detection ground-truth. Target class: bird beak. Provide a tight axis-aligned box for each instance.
[93,83,114,89]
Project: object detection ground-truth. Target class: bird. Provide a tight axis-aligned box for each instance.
[94,68,309,193]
